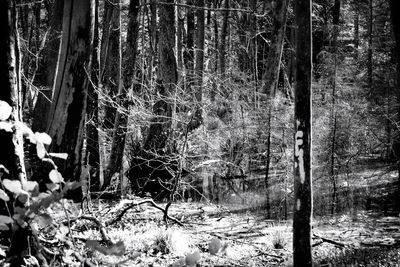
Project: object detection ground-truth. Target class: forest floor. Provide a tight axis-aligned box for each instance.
[44,198,400,267]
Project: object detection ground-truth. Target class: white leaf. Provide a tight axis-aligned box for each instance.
[185,250,201,267]
[35,132,52,145]
[3,179,22,194]
[49,170,63,183]
[36,142,46,159]
[0,100,12,121]
[0,215,13,224]
[16,122,36,143]
[48,153,68,160]
[0,189,9,201]
[0,121,13,132]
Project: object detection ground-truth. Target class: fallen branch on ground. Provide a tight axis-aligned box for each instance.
[106,199,183,226]
[313,233,346,248]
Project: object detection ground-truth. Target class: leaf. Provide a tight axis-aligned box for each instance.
[185,250,201,267]
[49,169,63,183]
[35,213,53,229]
[107,241,125,256]
[3,179,22,194]
[15,122,36,143]
[65,181,81,191]
[85,240,126,256]
[22,181,39,196]
[48,153,68,160]
[17,190,29,205]
[35,132,52,145]
[0,165,9,174]
[0,223,9,231]
[0,215,13,224]
[0,121,13,132]
[36,142,46,159]
[208,238,222,255]
[0,189,9,201]
[0,100,12,121]
[46,183,59,192]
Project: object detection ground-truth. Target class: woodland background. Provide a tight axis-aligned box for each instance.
[0,0,400,266]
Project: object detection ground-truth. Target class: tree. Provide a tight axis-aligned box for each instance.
[46,0,94,198]
[103,0,140,190]
[293,0,313,266]
[0,0,26,183]
[86,0,100,191]
[389,0,400,206]
[187,0,205,131]
[100,0,121,129]
[262,0,289,96]
[32,0,63,132]
[144,0,177,152]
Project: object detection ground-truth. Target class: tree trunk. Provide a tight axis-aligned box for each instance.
[47,0,94,199]
[219,0,229,76]
[32,0,63,132]
[261,0,289,97]
[100,0,121,129]
[367,0,373,94]
[353,0,359,61]
[210,0,219,102]
[184,0,195,91]
[188,0,205,131]
[0,1,34,265]
[389,0,400,208]
[330,0,340,216]
[144,0,177,152]
[86,0,100,191]
[103,0,140,190]
[293,0,312,266]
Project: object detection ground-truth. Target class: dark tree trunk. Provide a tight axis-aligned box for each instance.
[144,0,177,152]
[389,0,400,207]
[47,0,94,200]
[261,0,289,97]
[353,0,359,60]
[367,0,373,93]
[188,0,205,131]
[32,0,63,132]
[184,0,195,91]
[219,0,229,76]
[103,0,140,190]
[330,0,340,216]
[86,0,100,191]
[293,0,312,266]
[100,0,121,129]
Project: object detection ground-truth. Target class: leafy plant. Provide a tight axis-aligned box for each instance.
[272,230,286,249]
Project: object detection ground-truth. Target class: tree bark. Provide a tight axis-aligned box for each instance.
[32,0,63,132]
[86,0,100,191]
[144,0,177,152]
[103,0,140,190]
[188,0,205,131]
[367,0,373,93]
[261,0,289,97]
[293,0,313,266]
[389,0,400,208]
[219,0,229,76]
[330,0,340,216]
[0,1,33,264]
[100,0,121,129]
[47,0,94,199]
